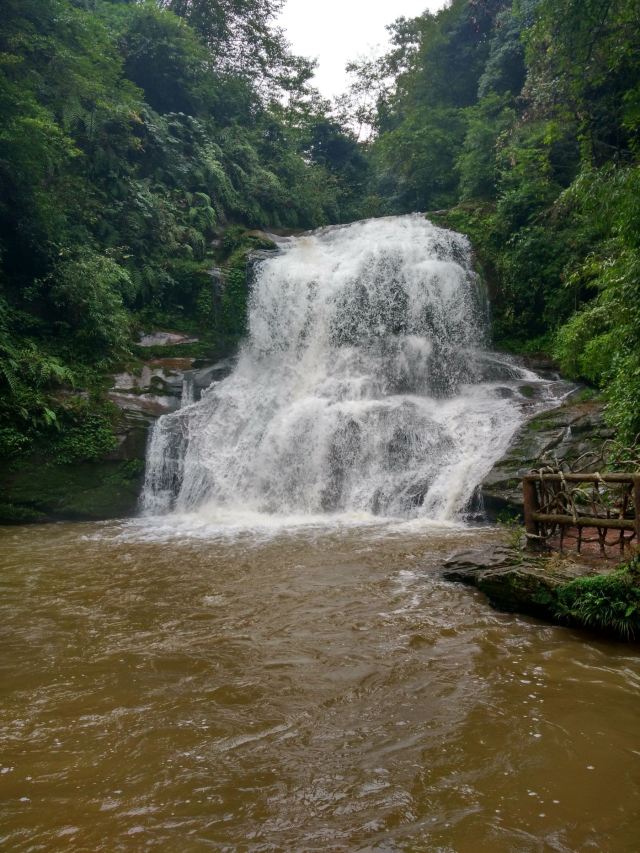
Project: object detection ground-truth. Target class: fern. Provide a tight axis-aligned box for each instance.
[555,565,640,640]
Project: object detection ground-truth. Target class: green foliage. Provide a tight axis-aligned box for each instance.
[359,0,510,211]
[46,398,119,465]
[49,248,132,360]
[458,94,515,201]
[551,165,640,441]
[0,426,31,460]
[218,239,273,338]
[117,3,215,116]
[160,0,313,93]
[555,559,640,639]
[553,306,612,383]
[0,298,76,430]
[374,106,467,211]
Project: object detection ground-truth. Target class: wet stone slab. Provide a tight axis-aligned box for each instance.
[442,544,600,623]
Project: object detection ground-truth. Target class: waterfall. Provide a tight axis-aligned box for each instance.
[142,215,539,521]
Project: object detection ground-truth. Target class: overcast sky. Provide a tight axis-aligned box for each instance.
[278,0,449,100]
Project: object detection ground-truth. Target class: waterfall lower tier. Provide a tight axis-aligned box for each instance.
[142,215,549,522]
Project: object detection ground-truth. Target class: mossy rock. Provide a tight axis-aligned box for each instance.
[0,458,145,524]
[444,547,640,640]
[480,398,614,519]
[444,547,577,621]
[474,565,564,618]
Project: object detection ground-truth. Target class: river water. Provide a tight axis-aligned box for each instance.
[1,519,640,851]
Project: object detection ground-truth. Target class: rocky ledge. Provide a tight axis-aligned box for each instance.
[443,544,591,621]
[442,543,639,640]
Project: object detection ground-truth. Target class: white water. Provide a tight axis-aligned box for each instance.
[142,215,552,524]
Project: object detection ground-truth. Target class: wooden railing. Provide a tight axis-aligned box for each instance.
[523,472,640,556]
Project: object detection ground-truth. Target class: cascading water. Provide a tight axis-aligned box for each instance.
[142,215,547,522]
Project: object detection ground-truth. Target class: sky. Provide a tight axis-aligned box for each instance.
[277,0,449,100]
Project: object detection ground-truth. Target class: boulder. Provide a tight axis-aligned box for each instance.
[480,397,614,519]
[443,545,594,621]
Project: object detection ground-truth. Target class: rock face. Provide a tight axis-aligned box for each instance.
[137,331,199,347]
[480,396,613,519]
[109,356,235,416]
[106,354,236,461]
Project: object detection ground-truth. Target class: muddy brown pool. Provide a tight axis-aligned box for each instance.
[1,519,639,851]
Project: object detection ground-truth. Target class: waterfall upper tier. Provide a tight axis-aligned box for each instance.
[142,215,557,522]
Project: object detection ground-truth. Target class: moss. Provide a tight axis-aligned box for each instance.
[0,457,145,524]
[130,226,276,358]
[475,565,563,620]
[526,418,547,433]
[573,387,600,403]
[48,407,119,465]
[0,502,47,524]
[219,225,277,259]
[218,234,276,338]
[220,251,249,337]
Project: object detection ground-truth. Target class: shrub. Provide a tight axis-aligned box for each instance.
[49,249,132,360]
[555,559,640,640]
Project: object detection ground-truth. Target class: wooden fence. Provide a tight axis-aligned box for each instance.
[523,472,640,556]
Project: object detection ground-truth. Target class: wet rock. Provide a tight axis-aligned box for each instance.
[519,355,562,378]
[0,351,228,523]
[108,391,180,418]
[207,266,226,316]
[106,409,151,463]
[104,355,237,469]
[192,357,237,395]
[113,358,195,392]
[246,229,278,242]
[442,545,516,574]
[443,545,591,621]
[480,397,614,519]
[138,331,199,347]
[107,359,193,447]
[262,227,306,239]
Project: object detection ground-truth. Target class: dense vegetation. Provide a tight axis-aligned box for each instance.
[1,0,639,510]
[0,0,367,466]
[352,0,640,442]
[555,556,640,640]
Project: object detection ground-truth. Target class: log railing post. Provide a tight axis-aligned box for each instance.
[523,476,540,550]
[633,475,640,546]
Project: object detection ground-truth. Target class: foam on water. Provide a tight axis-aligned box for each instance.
[116,511,462,546]
[141,214,557,530]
